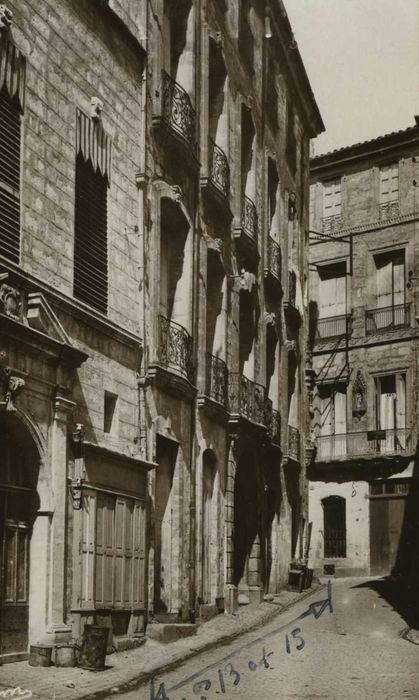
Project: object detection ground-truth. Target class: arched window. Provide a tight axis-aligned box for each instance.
[322,496,346,558]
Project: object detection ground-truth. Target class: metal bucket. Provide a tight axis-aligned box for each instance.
[55,643,76,667]
[77,625,109,671]
[29,644,53,667]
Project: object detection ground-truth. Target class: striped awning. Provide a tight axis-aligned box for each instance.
[0,35,26,112]
[76,108,111,183]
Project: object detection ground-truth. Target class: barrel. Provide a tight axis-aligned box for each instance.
[55,643,76,667]
[77,625,109,671]
[29,644,53,667]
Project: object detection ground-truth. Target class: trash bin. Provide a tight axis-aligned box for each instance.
[29,644,53,667]
[77,625,109,671]
[55,643,76,667]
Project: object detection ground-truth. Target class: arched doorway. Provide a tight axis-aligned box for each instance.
[202,449,218,604]
[0,418,39,660]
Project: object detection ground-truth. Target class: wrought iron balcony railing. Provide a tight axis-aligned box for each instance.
[241,193,258,241]
[205,353,228,407]
[288,269,297,307]
[315,314,351,340]
[158,315,194,382]
[208,138,230,198]
[161,70,196,149]
[365,303,410,335]
[321,214,342,237]
[266,236,281,281]
[265,402,281,446]
[229,373,266,425]
[379,200,400,221]
[288,426,300,461]
[316,428,411,461]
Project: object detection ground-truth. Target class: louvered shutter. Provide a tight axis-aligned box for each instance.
[0,89,21,263]
[74,154,108,313]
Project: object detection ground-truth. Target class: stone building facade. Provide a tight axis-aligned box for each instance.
[308,122,419,580]
[0,0,322,663]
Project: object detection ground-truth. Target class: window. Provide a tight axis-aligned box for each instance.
[322,496,346,558]
[104,391,118,435]
[322,179,341,218]
[318,263,346,318]
[380,164,399,204]
[376,373,406,433]
[318,384,347,458]
[74,109,110,314]
[370,478,410,496]
[0,36,25,264]
[368,250,408,332]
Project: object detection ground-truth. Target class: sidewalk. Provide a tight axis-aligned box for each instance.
[0,584,323,700]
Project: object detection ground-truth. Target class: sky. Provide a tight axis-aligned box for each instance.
[284,0,419,155]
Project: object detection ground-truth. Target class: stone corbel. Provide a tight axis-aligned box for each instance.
[171,185,183,203]
[1,367,25,412]
[68,476,84,510]
[239,269,256,292]
[284,339,297,354]
[0,281,22,321]
[90,96,103,121]
[0,5,13,29]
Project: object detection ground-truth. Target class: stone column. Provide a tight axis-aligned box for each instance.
[47,394,75,638]
[224,437,238,612]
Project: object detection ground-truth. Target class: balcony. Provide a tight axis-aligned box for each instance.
[288,426,300,461]
[365,303,410,335]
[265,401,281,447]
[315,314,351,341]
[316,429,412,464]
[321,214,342,237]
[234,194,259,263]
[264,236,282,297]
[379,201,400,222]
[201,138,231,218]
[228,373,266,427]
[201,352,228,407]
[153,71,197,164]
[283,270,301,327]
[152,315,194,389]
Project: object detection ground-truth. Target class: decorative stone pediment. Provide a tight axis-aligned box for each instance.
[26,292,71,344]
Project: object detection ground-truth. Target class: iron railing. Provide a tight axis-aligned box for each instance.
[205,353,228,407]
[158,315,194,382]
[315,314,351,340]
[266,236,281,281]
[228,373,266,425]
[288,269,297,307]
[379,201,400,221]
[241,193,258,240]
[365,303,410,335]
[316,428,411,461]
[208,138,229,198]
[321,214,342,237]
[288,426,300,461]
[161,71,196,149]
[265,401,281,446]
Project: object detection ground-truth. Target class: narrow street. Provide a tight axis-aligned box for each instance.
[136,579,419,700]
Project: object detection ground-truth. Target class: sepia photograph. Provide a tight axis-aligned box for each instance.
[0,0,418,698]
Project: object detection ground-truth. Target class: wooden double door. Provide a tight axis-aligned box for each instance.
[0,490,31,660]
[369,479,409,576]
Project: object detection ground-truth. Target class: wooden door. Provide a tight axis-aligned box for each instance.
[1,491,31,658]
[155,438,176,613]
[370,490,407,576]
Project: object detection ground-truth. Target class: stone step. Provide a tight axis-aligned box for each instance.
[146,623,198,644]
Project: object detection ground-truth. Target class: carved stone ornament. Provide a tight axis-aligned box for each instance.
[239,269,256,292]
[352,369,367,419]
[0,5,13,29]
[1,367,25,412]
[284,339,297,354]
[69,477,84,510]
[264,311,276,327]
[171,185,183,203]
[0,283,22,320]
[90,96,103,121]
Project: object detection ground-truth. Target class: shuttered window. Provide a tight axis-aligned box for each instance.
[73,153,108,313]
[0,88,21,264]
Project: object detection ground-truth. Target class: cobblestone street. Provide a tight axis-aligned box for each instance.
[136,579,419,700]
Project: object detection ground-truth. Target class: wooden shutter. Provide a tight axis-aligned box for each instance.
[0,89,21,263]
[74,154,108,314]
[380,164,398,203]
[81,492,96,606]
[323,180,341,217]
[95,493,115,606]
[132,501,146,607]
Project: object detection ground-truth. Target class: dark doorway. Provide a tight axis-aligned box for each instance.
[233,451,259,589]
[154,435,178,613]
[202,449,217,604]
[322,496,346,558]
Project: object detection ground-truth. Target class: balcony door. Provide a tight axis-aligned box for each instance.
[318,384,347,459]
[376,374,406,452]
[375,250,405,329]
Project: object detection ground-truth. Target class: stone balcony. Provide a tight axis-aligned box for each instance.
[234,193,259,263]
[288,425,301,462]
[152,71,197,167]
[228,372,266,430]
[315,314,352,341]
[200,138,231,219]
[197,352,228,421]
[365,303,410,335]
[148,315,195,398]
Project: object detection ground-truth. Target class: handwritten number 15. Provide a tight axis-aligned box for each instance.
[285,627,305,653]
